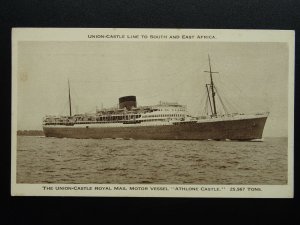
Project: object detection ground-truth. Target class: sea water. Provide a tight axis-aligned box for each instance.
[16,136,288,184]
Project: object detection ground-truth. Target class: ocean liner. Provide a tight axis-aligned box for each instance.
[43,56,269,141]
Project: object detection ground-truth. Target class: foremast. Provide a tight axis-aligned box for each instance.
[68,79,72,117]
[204,55,219,117]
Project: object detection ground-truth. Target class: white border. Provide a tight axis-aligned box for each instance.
[11,28,295,198]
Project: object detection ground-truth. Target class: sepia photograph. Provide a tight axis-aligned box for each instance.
[11,28,294,197]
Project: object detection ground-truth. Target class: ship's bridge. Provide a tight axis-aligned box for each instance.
[151,101,187,113]
[137,102,188,122]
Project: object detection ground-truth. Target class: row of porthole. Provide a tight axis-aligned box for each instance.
[143,114,184,118]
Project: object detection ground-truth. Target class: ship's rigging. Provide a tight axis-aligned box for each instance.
[68,79,72,117]
[202,55,239,117]
[204,54,218,116]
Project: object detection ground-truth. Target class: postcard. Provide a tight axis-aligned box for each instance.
[11,28,294,197]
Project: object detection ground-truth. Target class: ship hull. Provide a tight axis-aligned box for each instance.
[43,116,268,141]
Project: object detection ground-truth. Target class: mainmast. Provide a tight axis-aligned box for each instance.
[68,79,72,117]
[204,55,218,116]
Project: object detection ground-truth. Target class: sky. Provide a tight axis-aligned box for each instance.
[16,41,289,137]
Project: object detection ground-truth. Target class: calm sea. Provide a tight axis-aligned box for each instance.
[16,136,288,184]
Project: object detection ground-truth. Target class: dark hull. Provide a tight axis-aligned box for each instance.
[43,116,268,141]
